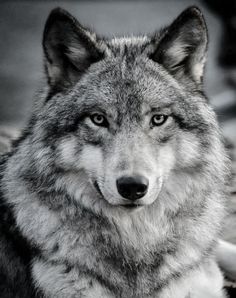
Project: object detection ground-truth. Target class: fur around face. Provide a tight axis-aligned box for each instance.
[0,6,229,298]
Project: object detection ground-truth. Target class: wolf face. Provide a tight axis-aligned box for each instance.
[36,7,222,213]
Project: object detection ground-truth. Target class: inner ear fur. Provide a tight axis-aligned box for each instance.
[150,6,208,86]
[43,7,106,92]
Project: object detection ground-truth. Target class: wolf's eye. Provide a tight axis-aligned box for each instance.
[151,115,168,126]
[90,114,108,127]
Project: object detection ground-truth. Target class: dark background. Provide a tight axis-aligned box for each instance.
[0,0,235,145]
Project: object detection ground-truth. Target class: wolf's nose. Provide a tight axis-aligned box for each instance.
[116,175,149,201]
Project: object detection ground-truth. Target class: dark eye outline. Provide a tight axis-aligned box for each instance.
[151,114,168,127]
[90,113,109,127]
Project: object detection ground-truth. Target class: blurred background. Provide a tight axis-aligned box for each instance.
[0,0,236,293]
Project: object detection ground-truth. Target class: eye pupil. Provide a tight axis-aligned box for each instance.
[90,114,108,127]
[151,114,167,126]
[95,115,103,122]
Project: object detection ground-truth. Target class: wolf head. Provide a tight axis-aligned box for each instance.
[25,6,226,214]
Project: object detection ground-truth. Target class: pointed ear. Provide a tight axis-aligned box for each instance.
[43,8,105,92]
[150,6,208,86]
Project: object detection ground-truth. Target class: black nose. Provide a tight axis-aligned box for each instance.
[116,175,149,201]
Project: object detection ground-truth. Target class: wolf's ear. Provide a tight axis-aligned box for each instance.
[150,6,208,85]
[43,8,105,92]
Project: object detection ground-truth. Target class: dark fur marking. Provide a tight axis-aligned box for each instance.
[0,156,41,297]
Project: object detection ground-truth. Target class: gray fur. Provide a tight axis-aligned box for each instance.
[0,6,229,298]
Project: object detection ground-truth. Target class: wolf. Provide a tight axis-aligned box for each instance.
[0,5,231,298]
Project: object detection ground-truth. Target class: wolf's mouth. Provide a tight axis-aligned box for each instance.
[93,180,106,200]
[120,203,143,210]
[120,204,141,209]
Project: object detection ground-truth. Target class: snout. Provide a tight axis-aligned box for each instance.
[116,175,149,201]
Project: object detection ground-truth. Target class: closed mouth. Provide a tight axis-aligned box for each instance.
[120,203,142,209]
[93,180,106,200]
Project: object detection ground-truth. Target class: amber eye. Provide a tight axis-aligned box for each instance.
[90,114,108,127]
[151,114,168,126]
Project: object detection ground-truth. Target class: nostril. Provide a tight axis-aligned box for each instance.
[136,184,147,195]
[116,175,149,201]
